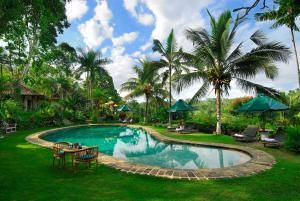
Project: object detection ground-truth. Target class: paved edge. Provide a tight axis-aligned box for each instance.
[25,124,276,180]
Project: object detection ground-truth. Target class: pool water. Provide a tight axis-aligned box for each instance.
[42,126,251,170]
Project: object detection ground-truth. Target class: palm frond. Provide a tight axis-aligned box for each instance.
[152,39,166,56]
[250,30,267,46]
[235,77,280,98]
[190,81,211,103]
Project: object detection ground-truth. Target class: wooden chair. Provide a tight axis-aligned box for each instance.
[2,121,17,134]
[74,146,99,168]
[52,142,71,167]
[53,146,66,167]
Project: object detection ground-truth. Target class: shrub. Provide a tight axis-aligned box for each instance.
[284,127,300,152]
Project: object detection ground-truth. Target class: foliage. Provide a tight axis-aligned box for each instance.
[255,0,300,87]
[0,0,70,80]
[76,49,111,109]
[121,59,167,123]
[0,99,22,122]
[285,127,300,151]
[176,10,290,134]
[152,29,189,125]
[228,96,253,113]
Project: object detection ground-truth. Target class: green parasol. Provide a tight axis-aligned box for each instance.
[117,104,131,112]
[168,99,195,112]
[235,94,288,113]
[236,94,288,130]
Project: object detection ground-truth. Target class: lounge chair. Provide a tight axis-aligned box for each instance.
[74,146,99,168]
[261,127,286,148]
[167,126,177,132]
[2,121,17,134]
[176,125,198,134]
[233,125,259,142]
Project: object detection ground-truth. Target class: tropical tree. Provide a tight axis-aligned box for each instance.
[77,49,111,109]
[121,59,167,123]
[152,29,189,125]
[255,0,300,87]
[177,11,290,134]
[0,0,69,80]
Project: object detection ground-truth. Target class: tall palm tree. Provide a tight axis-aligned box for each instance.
[77,49,111,109]
[255,0,300,87]
[177,11,290,134]
[121,59,166,123]
[152,29,189,125]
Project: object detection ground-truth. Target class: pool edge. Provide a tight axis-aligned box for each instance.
[25,124,276,180]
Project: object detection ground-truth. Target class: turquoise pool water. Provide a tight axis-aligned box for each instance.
[42,126,251,170]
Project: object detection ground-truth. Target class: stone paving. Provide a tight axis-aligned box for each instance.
[26,124,276,180]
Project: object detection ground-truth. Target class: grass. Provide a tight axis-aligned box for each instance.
[0,126,300,201]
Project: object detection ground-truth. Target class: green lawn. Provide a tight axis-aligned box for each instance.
[1,127,300,201]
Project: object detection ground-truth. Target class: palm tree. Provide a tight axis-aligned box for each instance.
[152,29,189,125]
[255,0,300,87]
[121,59,166,123]
[77,49,111,109]
[177,11,290,134]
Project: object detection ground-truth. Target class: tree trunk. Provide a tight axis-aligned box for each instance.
[291,28,300,88]
[145,96,149,123]
[168,66,172,126]
[215,88,222,134]
[90,79,93,110]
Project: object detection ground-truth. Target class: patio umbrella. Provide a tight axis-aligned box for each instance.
[117,104,131,112]
[168,99,196,123]
[235,94,288,112]
[168,99,195,112]
[235,94,288,129]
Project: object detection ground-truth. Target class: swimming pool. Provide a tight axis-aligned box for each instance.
[42,125,251,170]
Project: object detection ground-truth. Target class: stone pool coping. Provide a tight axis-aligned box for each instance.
[25,124,276,180]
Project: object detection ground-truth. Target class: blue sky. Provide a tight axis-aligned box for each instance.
[58,0,300,100]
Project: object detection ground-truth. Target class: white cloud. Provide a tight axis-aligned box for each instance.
[66,0,88,22]
[139,41,152,52]
[123,0,154,25]
[112,32,139,46]
[143,0,213,50]
[78,0,113,48]
[105,46,136,91]
[137,13,154,25]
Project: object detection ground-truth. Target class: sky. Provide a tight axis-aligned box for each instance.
[58,0,300,101]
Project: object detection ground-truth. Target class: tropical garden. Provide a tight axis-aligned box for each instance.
[1,0,300,200]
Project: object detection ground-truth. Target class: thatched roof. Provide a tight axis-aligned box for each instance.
[3,84,44,97]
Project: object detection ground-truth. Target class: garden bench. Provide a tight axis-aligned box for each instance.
[2,121,17,134]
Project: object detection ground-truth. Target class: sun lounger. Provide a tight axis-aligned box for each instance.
[176,125,198,134]
[233,125,259,142]
[262,128,286,148]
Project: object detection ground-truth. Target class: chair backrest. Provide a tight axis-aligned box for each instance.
[74,146,98,160]
[2,121,8,127]
[54,142,71,149]
[274,127,286,142]
[242,125,258,137]
[53,146,63,156]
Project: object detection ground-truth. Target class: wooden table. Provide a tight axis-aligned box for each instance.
[63,147,88,167]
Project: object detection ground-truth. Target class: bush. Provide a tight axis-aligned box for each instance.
[0,99,23,122]
[284,127,300,152]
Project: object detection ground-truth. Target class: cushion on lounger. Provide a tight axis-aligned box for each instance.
[263,138,278,142]
[233,134,244,138]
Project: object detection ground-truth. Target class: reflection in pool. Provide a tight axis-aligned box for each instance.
[42,126,251,170]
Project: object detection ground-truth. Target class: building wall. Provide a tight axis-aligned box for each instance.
[22,95,43,111]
